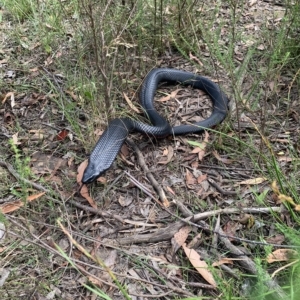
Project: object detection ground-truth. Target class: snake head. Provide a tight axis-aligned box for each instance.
[82,161,101,184]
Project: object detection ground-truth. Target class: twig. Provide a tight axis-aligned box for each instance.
[0,160,49,193]
[210,215,241,279]
[167,207,300,249]
[207,178,238,196]
[114,221,186,245]
[129,291,173,298]
[126,138,170,206]
[217,226,287,300]
[193,207,282,222]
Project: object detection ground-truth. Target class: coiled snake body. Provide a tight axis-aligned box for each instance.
[82,68,229,184]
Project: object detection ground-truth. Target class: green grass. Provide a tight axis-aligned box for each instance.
[0,0,300,299]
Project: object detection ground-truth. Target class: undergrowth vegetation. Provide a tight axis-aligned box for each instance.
[0,0,300,299]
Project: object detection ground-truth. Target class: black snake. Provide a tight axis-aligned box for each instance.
[82,68,229,184]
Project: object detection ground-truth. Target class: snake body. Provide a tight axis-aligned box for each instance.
[82,68,229,184]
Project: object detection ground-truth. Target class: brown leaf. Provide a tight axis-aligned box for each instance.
[29,67,39,72]
[11,133,21,145]
[80,185,97,209]
[123,92,141,113]
[29,130,44,141]
[271,180,280,195]
[87,276,103,287]
[238,214,255,229]
[271,180,296,207]
[157,89,182,102]
[30,153,67,176]
[65,89,79,102]
[266,249,298,263]
[197,173,207,184]
[166,185,176,196]
[191,160,198,169]
[212,150,234,164]
[1,92,14,105]
[172,226,191,254]
[29,193,46,202]
[265,235,285,245]
[222,221,241,241]
[22,93,46,106]
[55,129,69,141]
[182,243,217,287]
[212,258,234,267]
[189,52,203,66]
[120,144,129,158]
[118,195,133,207]
[277,156,293,162]
[159,146,174,164]
[198,131,209,161]
[0,192,45,214]
[96,177,107,184]
[186,169,196,186]
[44,56,53,66]
[277,194,295,205]
[237,177,267,185]
[77,160,97,209]
[77,160,88,183]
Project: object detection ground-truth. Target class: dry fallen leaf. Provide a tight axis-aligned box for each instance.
[182,243,217,287]
[120,144,129,158]
[118,195,133,207]
[77,160,97,209]
[65,89,79,102]
[212,150,234,164]
[189,52,203,66]
[271,180,297,209]
[157,89,182,102]
[197,173,207,184]
[265,234,285,245]
[103,250,118,268]
[79,185,97,209]
[0,192,45,214]
[188,131,209,161]
[55,129,69,141]
[277,156,294,162]
[222,221,241,241]
[266,249,298,263]
[212,258,234,267]
[237,177,267,185]
[238,214,255,229]
[11,133,21,145]
[159,146,174,164]
[22,93,46,106]
[186,169,196,186]
[166,185,176,196]
[172,226,191,254]
[123,92,141,113]
[249,0,258,7]
[1,92,14,105]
